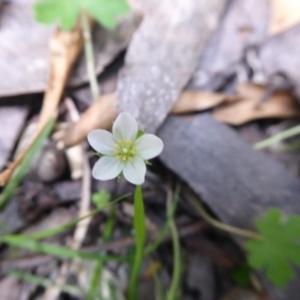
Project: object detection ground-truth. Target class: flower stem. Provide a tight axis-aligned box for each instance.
[128,185,146,300]
[186,192,262,240]
[166,186,181,300]
[80,11,99,102]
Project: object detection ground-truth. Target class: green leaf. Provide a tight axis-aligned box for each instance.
[83,0,130,29]
[129,185,146,300]
[33,0,80,31]
[0,235,126,262]
[92,189,111,210]
[245,208,300,287]
[8,270,83,297]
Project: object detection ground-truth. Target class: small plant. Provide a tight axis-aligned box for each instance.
[88,112,164,300]
[33,0,130,30]
[246,208,300,287]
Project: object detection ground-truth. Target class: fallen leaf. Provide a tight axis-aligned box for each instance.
[269,0,300,35]
[57,93,117,149]
[213,83,300,125]
[171,91,237,114]
[0,27,83,186]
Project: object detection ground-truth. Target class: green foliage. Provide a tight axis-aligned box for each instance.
[92,188,111,210]
[83,0,130,29]
[129,185,146,300]
[33,0,130,30]
[34,0,80,31]
[245,208,300,287]
[0,235,126,262]
[9,270,82,297]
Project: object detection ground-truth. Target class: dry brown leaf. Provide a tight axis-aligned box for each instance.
[269,0,300,35]
[58,93,117,149]
[0,28,83,186]
[213,82,300,125]
[171,91,237,113]
[59,91,237,148]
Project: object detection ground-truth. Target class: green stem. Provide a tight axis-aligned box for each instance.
[80,12,99,102]
[128,185,146,300]
[166,186,181,300]
[86,259,104,300]
[254,124,300,149]
[145,186,179,255]
[186,192,262,240]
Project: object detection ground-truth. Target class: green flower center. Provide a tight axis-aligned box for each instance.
[114,140,136,162]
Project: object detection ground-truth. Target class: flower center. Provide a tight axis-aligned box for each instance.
[114,140,136,162]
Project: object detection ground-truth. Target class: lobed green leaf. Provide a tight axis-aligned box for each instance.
[34,0,80,30]
[33,0,130,30]
[245,208,300,287]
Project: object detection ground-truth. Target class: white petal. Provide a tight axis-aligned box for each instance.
[135,134,164,160]
[123,157,146,185]
[92,156,124,181]
[88,130,115,155]
[113,112,138,141]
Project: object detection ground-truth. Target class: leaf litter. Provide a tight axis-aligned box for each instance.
[2,0,300,299]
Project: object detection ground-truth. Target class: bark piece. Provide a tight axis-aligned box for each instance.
[158,113,300,299]
[117,0,226,133]
[159,113,300,229]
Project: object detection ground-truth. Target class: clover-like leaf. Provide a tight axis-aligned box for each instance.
[83,0,130,29]
[33,0,81,31]
[92,189,111,210]
[245,208,300,287]
[33,0,129,30]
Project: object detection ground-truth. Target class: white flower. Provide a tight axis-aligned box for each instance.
[87,112,164,185]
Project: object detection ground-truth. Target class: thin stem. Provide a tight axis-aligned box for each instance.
[128,185,146,300]
[254,124,300,149]
[80,12,99,102]
[144,191,179,255]
[186,192,262,240]
[166,185,181,300]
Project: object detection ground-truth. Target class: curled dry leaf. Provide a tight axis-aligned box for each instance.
[0,27,83,186]
[59,91,236,148]
[213,83,300,126]
[171,91,238,114]
[58,94,117,149]
[269,0,300,36]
